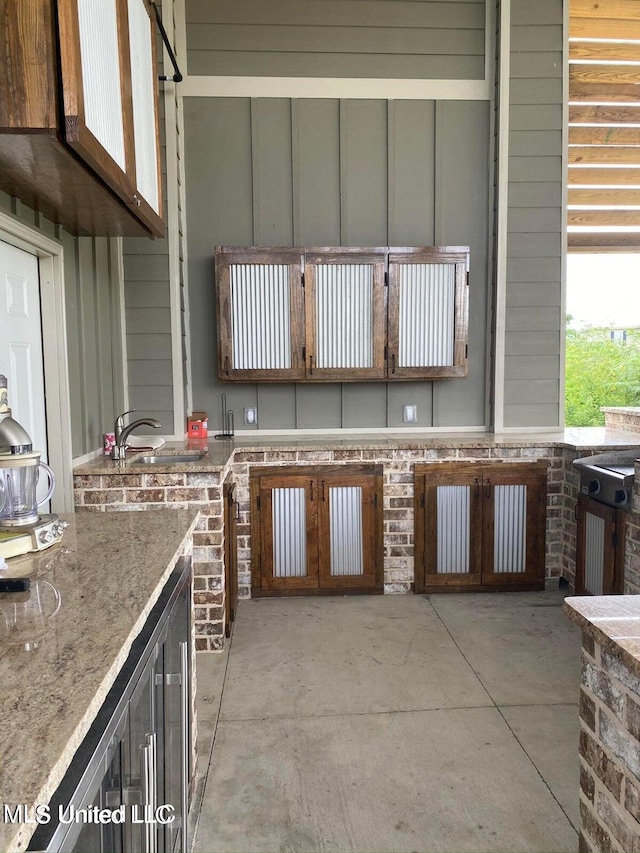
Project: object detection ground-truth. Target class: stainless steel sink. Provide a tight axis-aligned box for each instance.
[129,453,206,465]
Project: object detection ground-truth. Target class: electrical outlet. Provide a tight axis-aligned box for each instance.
[243,407,257,426]
[403,404,417,424]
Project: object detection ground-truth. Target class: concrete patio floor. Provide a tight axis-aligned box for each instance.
[192,591,581,853]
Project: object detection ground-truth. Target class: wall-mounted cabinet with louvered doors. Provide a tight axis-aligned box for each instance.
[575,495,625,596]
[304,248,386,381]
[214,246,469,382]
[388,247,469,379]
[57,0,163,235]
[250,465,383,596]
[414,462,547,593]
[215,248,305,381]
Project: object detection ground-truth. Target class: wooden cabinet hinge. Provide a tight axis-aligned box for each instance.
[384,271,389,286]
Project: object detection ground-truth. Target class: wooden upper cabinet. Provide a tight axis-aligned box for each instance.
[388,247,469,379]
[304,248,386,381]
[214,245,470,383]
[0,0,163,238]
[215,247,306,381]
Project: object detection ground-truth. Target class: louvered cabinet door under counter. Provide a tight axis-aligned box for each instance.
[575,495,626,596]
[250,465,384,596]
[414,462,547,593]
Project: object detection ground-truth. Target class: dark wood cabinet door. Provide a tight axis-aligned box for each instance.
[304,249,387,381]
[256,473,319,592]
[415,462,547,593]
[215,248,305,382]
[317,470,383,590]
[251,465,383,596]
[414,463,482,593]
[480,463,546,589]
[575,495,624,595]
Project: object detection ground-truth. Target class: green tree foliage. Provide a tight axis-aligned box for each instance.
[565,326,640,426]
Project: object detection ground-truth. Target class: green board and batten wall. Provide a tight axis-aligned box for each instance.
[506,0,563,428]
[182,0,493,431]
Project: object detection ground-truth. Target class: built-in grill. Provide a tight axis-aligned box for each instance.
[573,450,639,513]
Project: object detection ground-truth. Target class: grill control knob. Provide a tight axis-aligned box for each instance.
[588,479,600,495]
[614,489,628,505]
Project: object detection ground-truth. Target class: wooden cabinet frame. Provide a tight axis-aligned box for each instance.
[0,0,163,237]
[304,248,387,381]
[57,0,163,236]
[250,464,384,596]
[414,461,547,593]
[215,245,469,383]
[388,247,469,379]
[216,247,305,381]
[575,495,626,595]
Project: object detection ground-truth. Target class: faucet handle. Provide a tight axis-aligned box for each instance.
[114,409,136,441]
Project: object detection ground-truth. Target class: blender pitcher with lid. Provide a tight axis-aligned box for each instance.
[0,452,56,527]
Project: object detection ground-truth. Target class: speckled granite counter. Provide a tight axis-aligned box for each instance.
[73,427,640,476]
[0,508,198,853]
[564,596,640,852]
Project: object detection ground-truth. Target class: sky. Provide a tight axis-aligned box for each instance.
[566,254,640,330]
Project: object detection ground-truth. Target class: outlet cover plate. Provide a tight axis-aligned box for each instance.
[243,407,257,426]
[403,404,417,424]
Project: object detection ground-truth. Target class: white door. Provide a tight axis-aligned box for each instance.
[0,241,49,504]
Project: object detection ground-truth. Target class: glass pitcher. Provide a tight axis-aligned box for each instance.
[0,452,55,527]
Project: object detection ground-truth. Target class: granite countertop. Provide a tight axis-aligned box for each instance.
[73,427,640,475]
[0,508,199,853]
[564,596,640,681]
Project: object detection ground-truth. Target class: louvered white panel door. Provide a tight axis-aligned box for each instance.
[0,243,49,507]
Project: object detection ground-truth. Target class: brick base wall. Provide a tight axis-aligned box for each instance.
[73,443,640,650]
[578,632,640,851]
[231,445,564,600]
[73,466,233,651]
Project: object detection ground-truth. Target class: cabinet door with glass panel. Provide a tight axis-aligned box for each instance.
[414,462,547,593]
[250,465,383,595]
